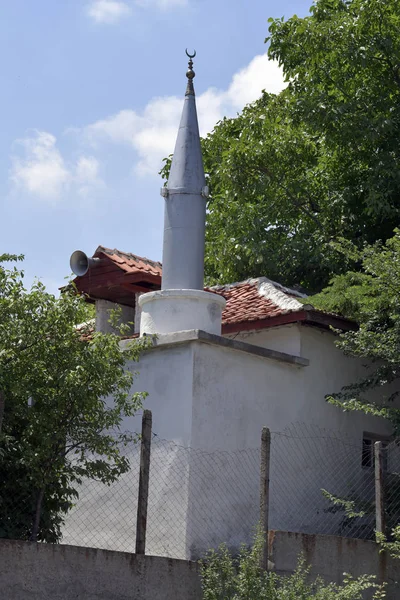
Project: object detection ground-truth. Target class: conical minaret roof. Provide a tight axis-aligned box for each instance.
[167,51,206,195]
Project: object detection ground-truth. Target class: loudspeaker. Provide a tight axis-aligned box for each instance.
[70,250,100,277]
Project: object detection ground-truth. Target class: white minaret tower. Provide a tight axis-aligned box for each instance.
[139,51,226,336]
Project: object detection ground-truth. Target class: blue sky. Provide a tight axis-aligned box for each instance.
[0,0,312,294]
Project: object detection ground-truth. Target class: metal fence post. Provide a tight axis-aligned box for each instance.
[135,409,152,554]
[374,441,386,535]
[0,390,4,434]
[260,427,271,570]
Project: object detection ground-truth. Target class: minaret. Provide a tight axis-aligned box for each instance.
[139,51,226,336]
[161,51,207,291]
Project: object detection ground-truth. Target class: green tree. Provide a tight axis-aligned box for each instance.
[162,0,400,291]
[0,255,149,542]
[310,231,400,433]
[310,232,400,554]
[200,93,347,292]
[268,0,400,234]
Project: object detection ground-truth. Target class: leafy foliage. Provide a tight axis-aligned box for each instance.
[268,0,400,229]
[311,232,400,555]
[201,528,386,599]
[311,231,400,434]
[162,0,400,291]
[322,489,367,520]
[377,525,400,559]
[0,256,149,541]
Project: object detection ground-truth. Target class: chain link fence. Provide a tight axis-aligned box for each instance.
[61,440,141,552]
[270,424,378,540]
[61,436,260,559]
[2,419,400,559]
[385,442,400,533]
[146,439,260,558]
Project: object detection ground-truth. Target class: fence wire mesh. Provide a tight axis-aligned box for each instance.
[145,439,260,559]
[62,440,141,552]
[2,422,400,558]
[270,424,377,540]
[61,437,260,559]
[385,442,400,533]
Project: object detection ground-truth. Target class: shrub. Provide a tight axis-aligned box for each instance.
[200,529,386,599]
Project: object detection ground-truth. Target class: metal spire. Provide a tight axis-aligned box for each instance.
[160,50,207,291]
[185,49,196,96]
[138,50,226,337]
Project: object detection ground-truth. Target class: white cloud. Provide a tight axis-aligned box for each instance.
[86,109,141,145]
[10,131,69,200]
[83,53,285,176]
[135,0,187,9]
[227,53,285,106]
[86,0,186,23]
[75,156,103,198]
[11,55,283,199]
[10,130,103,202]
[87,0,131,24]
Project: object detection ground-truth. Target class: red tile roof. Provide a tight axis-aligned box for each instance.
[210,278,354,333]
[73,246,162,308]
[95,246,162,278]
[75,249,354,332]
[209,278,310,330]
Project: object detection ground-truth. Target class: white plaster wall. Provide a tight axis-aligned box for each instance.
[63,344,196,559]
[139,290,225,336]
[188,342,302,555]
[225,324,302,357]
[134,293,143,334]
[298,326,393,437]
[191,343,299,451]
[125,343,195,445]
[127,344,196,558]
[286,326,394,539]
[187,329,396,555]
[224,324,393,439]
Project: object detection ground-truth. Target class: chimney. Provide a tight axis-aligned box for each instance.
[139,51,225,336]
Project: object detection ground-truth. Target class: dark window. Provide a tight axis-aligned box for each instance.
[362,438,373,468]
[362,433,389,471]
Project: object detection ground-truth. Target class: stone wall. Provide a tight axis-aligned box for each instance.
[0,540,201,600]
[270,530,400,599]
[2,533,399,599]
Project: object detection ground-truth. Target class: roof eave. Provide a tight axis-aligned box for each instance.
[222,309,356,335]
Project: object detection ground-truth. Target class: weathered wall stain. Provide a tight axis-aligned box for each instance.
[270,531,400,600]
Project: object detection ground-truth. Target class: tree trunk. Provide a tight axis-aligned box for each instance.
[30,487,45,542]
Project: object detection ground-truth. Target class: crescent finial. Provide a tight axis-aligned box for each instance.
[185,49,196,96]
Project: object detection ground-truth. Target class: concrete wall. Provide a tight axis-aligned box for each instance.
[187,328,395,551]
[0,540,201,600]
[270,530,400,599]
[127,340,195,444]
[3,535,398,600]
[226,323,302,356]
[63,341,195,557]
